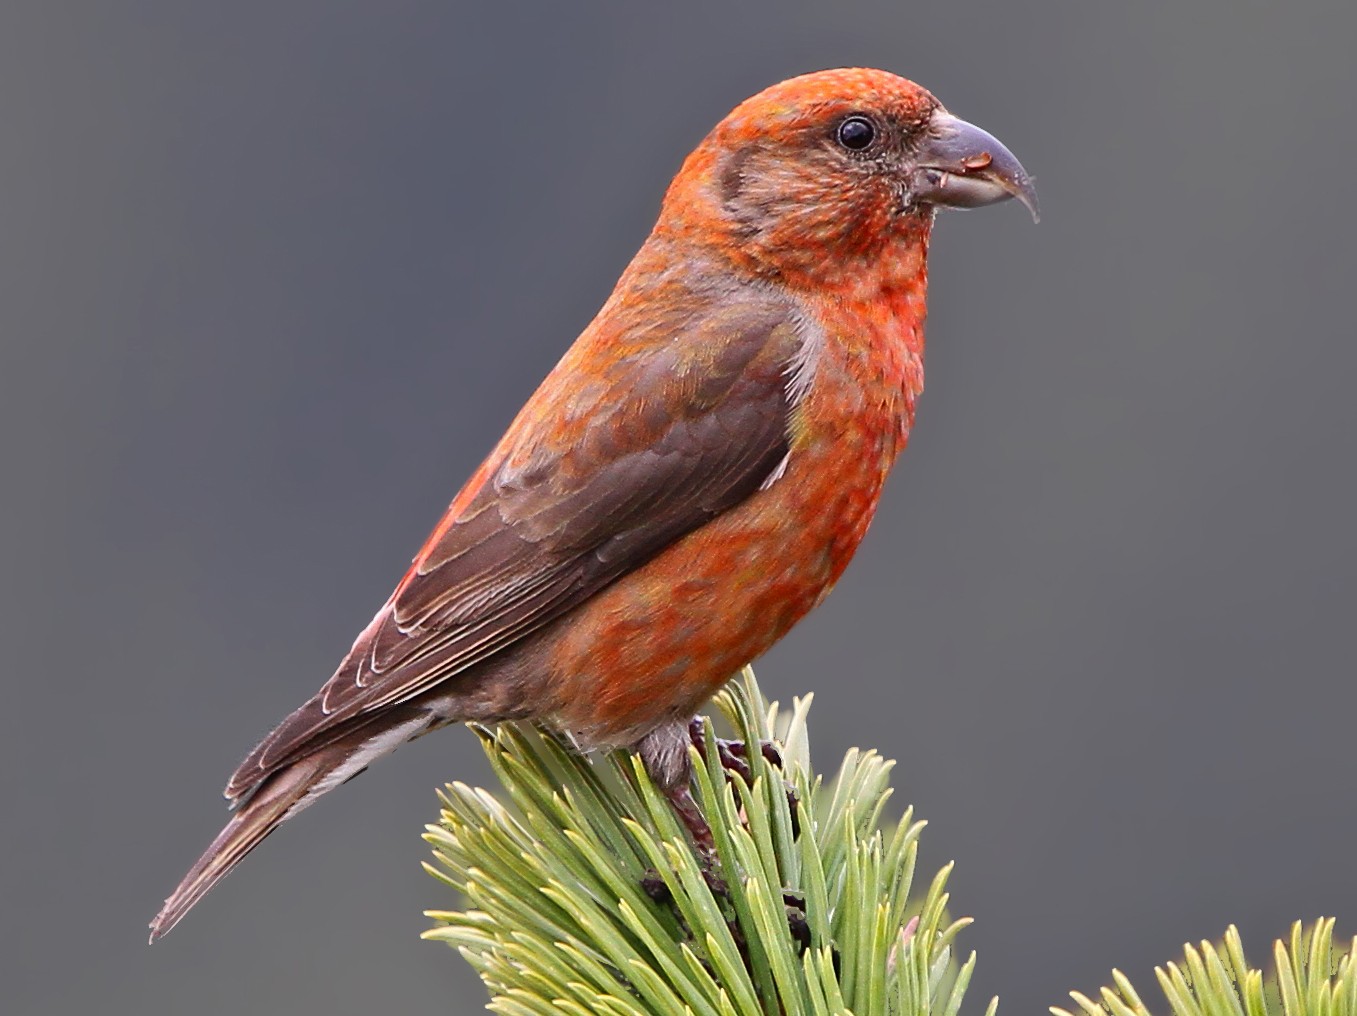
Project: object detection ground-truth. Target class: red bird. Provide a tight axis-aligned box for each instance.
[151,67,1036,940]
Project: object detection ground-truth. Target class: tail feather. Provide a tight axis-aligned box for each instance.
[150,710,432,942]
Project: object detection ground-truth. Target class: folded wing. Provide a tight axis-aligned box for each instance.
[226,287,807,801]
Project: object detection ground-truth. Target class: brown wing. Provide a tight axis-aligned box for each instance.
[226,286,806,800]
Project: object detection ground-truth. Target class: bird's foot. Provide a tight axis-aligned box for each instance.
[687,716,784,780]
[687,717,800,835]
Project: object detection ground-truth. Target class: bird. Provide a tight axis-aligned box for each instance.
[150,66,1036,941]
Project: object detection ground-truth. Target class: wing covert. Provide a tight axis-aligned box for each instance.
[227,285,807,798]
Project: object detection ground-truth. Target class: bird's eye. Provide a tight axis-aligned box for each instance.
[836,116,877,151]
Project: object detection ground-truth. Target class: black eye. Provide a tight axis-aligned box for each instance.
[836,116,876,151]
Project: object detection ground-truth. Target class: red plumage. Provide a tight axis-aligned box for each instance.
[151,67,1035,940]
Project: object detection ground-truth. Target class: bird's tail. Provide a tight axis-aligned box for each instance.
[149,709,433,942]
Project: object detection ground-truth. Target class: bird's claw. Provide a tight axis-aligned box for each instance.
[687,717,800,836]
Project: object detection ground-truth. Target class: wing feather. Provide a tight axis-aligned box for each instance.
[226,286,808,800]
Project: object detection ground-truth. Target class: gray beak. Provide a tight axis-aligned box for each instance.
[909,111,1039,222]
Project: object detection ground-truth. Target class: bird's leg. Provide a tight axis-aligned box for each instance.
[637,722,715,853]
[687,716,800,834]
[639,721,818,961]
[636,715,800,856]
[665,784,715,853]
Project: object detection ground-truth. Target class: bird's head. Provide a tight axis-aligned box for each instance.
[657,68,1037,285]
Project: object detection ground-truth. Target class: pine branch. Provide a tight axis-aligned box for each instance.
[423,667,986,1015]
[421,666,1351,1016]
[1054,921,1357,1016]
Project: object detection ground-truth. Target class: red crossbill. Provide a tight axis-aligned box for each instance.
[151,67,1036,940]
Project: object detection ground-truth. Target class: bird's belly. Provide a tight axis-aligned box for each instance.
[543,421,897,749]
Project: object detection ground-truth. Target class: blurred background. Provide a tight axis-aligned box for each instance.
[4,2,1355,1013]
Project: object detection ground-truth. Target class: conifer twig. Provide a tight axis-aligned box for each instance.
[423,667,983,1015]
[1054,921,1357,1016]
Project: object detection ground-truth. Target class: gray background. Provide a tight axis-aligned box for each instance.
[4,2,1355,1014]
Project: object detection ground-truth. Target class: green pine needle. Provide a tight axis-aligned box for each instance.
[420,665,1351,1016]
[1053,920,1357,1016]
[423,667,985,1016]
